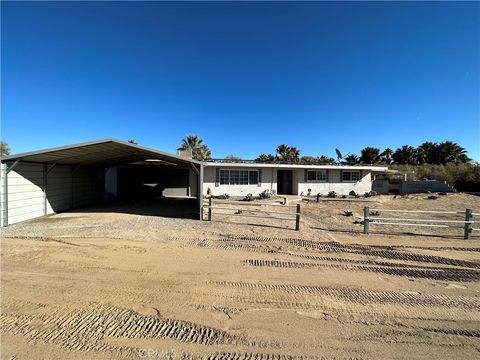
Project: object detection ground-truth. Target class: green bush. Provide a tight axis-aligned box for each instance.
[259,189,273,199]
[328,191,337,198]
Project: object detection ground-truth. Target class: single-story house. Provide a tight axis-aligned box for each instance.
[0,139,389,226]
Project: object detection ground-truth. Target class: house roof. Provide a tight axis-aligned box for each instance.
[1,138,201,167]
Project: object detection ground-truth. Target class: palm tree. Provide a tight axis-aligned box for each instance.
[417,142,438,164]
[392,145,418,165]
[195,145,212,161]
[256,153,276,162]
[286,147,300,162]
[275,144,291,161]
[344,154,359,165]
[380,148,393,164]
[437,141,469,164]
[178,135,211,160]
[360,147,381,164]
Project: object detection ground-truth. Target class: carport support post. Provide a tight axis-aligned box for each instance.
[198,164,204,220]
[464,208,473,240]
[295,204,301,231]
[364,206,369,235]
[208,197,212,221]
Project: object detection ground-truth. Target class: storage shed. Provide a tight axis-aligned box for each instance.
[1,139,203,226]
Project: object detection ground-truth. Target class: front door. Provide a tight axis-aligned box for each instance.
[277,170,293,195]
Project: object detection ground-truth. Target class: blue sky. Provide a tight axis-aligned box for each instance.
[2,2,479,160]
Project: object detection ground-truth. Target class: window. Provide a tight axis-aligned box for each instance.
[307,170,327,182]
[219,170,259,185]
[342,171,360,182]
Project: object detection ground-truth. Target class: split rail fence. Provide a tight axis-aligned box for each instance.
[363,206,478,240]
[203,198,301,231]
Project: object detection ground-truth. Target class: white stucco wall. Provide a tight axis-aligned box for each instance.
[203,166,277,196]
[203,167,374,197]
[297,169,372,196]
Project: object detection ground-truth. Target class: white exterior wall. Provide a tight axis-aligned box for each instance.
[5,163,45,225]
[297,169,372,196]
[203,167,374,197]
[2,163,98,226]
[203,166,277,196]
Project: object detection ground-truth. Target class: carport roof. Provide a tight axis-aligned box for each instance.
[1,138,201,167]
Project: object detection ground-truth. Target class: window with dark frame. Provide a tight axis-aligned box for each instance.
[219,169,259,185]
[342,171,360,181]
[307,170,327,181]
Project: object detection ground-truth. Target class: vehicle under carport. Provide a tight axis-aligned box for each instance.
[0,139,204,226]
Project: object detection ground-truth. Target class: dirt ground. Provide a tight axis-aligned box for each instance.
[1,193,479,359]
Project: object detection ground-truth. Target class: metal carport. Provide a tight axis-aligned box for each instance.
[0,139,204,226]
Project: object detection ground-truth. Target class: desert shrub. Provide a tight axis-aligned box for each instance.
[342,195,347,199]
[259,189,273,199]
[343,210,353,216]
[364,192,371,198]
[328,191,337,198]
[349,190,356,196]
[243,193,254,201]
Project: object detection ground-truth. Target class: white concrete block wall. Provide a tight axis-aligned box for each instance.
[203,167,277,197]
[6,163,45,224]
[297,169,373,196]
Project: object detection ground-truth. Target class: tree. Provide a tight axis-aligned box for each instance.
[380,148,393,164]
[436,141,469,164]
[392,145,418,165]
[256,153,276,162]
[360,147,381,164]
[0,141,10,156]
[224,154,242,161]
[344,154,359,165]
[127,139,138,144]
[275,144,300,162]
[417,142,437,164]
[195,145,212,161]
[317,155,336,164]
[178,135,212,160]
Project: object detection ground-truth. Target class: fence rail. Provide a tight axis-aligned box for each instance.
[203,198,301,230]
[363,207,476,239]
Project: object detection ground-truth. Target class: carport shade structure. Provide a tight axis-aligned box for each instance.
[1,139,204,226]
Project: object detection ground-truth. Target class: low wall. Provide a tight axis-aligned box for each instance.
[400,180,455,194]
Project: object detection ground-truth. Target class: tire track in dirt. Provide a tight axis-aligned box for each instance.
[225,235,480,269]
[242,259,480,282]
[0,304,255,353]
[206,281,480,309]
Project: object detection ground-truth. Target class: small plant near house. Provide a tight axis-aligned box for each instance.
[364,190,377,198]
[215,193,230,200]
[259,189,273,200]
[243,193,254,201]
[307,188,312,196]
[364,192,371,198]
[328,191,337,198]
[349,190,356,196]
[341,195,347,199]
[343,210,353,217]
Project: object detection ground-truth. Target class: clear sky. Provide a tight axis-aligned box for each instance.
[2,1,479,160]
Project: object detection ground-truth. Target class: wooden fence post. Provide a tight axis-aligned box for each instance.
[208,198,212,221]
[295,204,301,231]
[316,193,320,203]
[464,208,473,240]
[364,206,369,235]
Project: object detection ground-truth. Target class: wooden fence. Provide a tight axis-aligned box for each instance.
[203,198,301,230]
[363,206,478,240]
